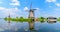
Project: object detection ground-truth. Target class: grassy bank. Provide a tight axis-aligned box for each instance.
[4,17,47,22]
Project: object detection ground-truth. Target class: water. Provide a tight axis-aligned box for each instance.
[0,19,60,32]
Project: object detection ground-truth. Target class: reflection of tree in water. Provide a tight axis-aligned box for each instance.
[40,21,45,23]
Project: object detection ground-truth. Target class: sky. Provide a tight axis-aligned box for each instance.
[0,0,60,18]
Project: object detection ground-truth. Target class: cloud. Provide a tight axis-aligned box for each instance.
[0,7,20,18]
[55,3,60,6]
[24,7,29,11]
[35,8,40,11]
[0,7,29,18]
[24,7,40,11]
[0,2,3,4]
[10,0,20,6]
[46,0,56,3]
[43,8,60,17]
[49,6,53,8]
[54,8,60,11]
[24,7,40,18]
[53,8,60,17]
[34,8,41,18]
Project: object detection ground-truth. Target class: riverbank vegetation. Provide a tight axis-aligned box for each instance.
[4,16,47,22]
[5,16,60,22]
[57,17,60,21]
[4,17,33,22]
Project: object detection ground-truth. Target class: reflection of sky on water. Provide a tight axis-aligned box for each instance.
[1,19,60,32]
[0,19,30,32]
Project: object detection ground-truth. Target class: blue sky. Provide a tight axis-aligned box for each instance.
[0,0,60,18]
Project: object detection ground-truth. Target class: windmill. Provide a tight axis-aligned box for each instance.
[8,13,10,23]
[28,3,37,21]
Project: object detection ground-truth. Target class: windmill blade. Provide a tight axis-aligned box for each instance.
[8,13,10,18]
[30,3,32,10]
[32,9,37,11]
[26,10,29,12]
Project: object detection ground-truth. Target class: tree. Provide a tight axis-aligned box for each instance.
[19,17,24,22]
[15,17,19,21]
[38,17,45,21]
[57,17,60,21]
[4,17,7,21]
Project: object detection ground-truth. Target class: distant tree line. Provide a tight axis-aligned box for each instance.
[4,17,47,22]
[4,17,33,22]
[4,16,60,22]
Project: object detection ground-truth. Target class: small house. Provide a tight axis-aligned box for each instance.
[47,17,56,22]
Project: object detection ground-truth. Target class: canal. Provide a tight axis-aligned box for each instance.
[0,19,60,32]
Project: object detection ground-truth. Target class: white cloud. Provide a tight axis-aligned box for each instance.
[54,8,60,10]
[46,0,56,3]
[0,7,29,18]
[0,7,5,10]
[24,7,40,11]
[10,0,20,6]
[49,6,52,8]
[0,7,20,18]
[55,3,60,6]
[24,7,29,11]
[0,2,3,4]
[53,8,60,17]
[35,8,40,11]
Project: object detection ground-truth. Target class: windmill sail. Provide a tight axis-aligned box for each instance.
[28,3,37,21]
[30,3,32,10]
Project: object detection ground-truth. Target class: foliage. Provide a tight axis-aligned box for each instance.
[57,17,60,21]
[38,17,45,21]
[4,16,60,22]
[4,17,32,22]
